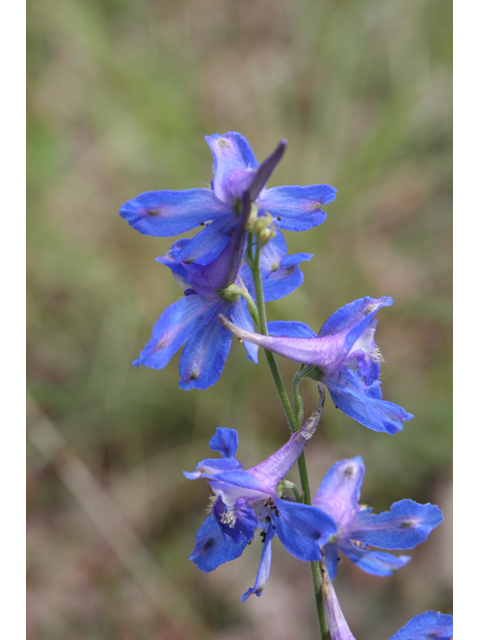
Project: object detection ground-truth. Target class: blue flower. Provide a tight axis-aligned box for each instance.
[134,194,311,389]
[184,414,337,601]
[120,131,336,264]
[220,296,414,434]
[313,456,443,579]
[321,565,452,640]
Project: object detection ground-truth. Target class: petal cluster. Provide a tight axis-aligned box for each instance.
[185,414,337,601]
[313,457,443,578]
[220,296,414,433]
[120,131,336,264]
[134,196,311,389]
[121,132,334,389]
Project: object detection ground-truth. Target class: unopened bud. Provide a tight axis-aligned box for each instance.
[219,283,243,303]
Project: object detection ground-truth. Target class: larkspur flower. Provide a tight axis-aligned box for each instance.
[313,456,443,579]
[120,131,336,265]
[220,296,414,434]
[321,564,453,640]
[184,404,337,601]
[134,194,312,389]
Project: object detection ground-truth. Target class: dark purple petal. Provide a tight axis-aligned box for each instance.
[183,192,250,296]
[338,540,410,576]
[213,496,257,543]
[312,457,365,530]
[120,189,230,236]
[259,184,336,232]
[388,612,453,640]
[241,524,275,602]
[248,139,287,202]
[133,294,214,370]
[189,514,248,573]
[274,500,337,562]
[209,427,239,459]
[346,499,443,549]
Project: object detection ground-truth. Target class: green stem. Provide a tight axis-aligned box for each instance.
[251,239,297,431]
[249,236,328,640]
[311,562,329,638]
[292,366,306,426]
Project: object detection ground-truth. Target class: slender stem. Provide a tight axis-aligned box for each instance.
[311,562,329,638]
[293,366,306,426]
[251,239,297,431]
[249,237,328,640]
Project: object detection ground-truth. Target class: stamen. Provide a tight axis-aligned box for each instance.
[206,495,217,514]
[220,509,237,527]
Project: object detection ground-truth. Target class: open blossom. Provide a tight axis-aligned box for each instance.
[134,195,312,389]
[184,407,337,601]
[220,296,413,434]
[313,456,443,578]
[321,564,452,640]
[120,131,336,265]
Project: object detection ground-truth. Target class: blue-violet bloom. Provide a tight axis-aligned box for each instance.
[185,409,337,601]
[120,131,336,265]
[134,195,311,389]
[220,296,414,434]
[321,564,452,640]
[313,456,443,579]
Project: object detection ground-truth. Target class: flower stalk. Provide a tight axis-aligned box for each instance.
[249,232,329,640]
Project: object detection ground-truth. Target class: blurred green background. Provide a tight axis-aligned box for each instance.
[26,0,452,638]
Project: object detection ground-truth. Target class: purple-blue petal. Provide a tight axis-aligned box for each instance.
[325,366,413,434]
[388,612,453,640]
[229,299,259,363]
[120,189,230,236]
[261,252,313,302]
[248,417,320,492]
[209,469,272,505]
[206,132,258,204]
[175,216,237,265]
[209,427,239,458]
[323,543,340,580]
[189,513,248,573]
[183,456,244,480]
[241,524,275,602]
[318,296,393,339]
[267,320,317,339]
[321,567,356,640]
[346,499,443,549]
[259,184,336,232]
[274,500,337,562]
[178,302,233,390]
[133,294,213,370]
[338,540,411,577]
[212,497,258,543]
[312,457,365,530]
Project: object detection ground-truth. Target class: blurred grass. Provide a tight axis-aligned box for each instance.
[27,1,452,639]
